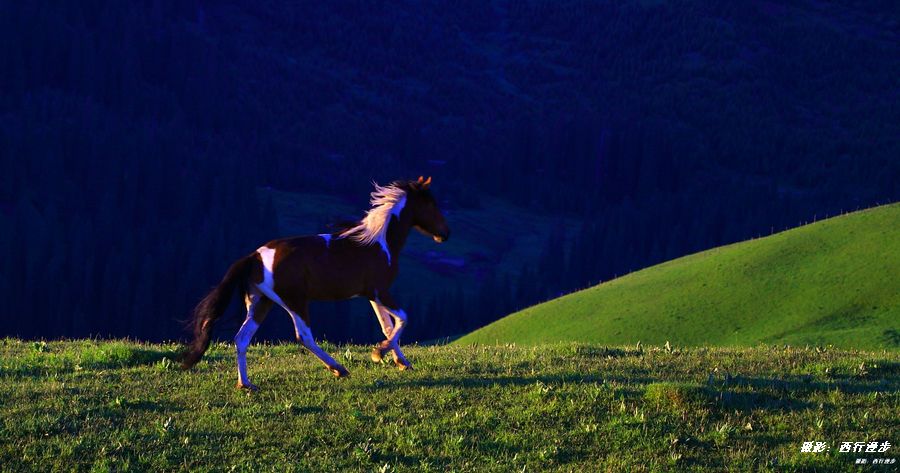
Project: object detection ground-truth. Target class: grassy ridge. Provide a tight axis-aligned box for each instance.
[458,205,900,350]
[1,339,898,471]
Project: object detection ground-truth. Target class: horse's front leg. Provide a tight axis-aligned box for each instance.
[369,297,412,370]
[368,300,393,363]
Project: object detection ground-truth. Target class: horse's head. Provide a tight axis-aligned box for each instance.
[400,176,450,243]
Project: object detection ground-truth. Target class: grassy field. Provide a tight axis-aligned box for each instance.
[458,205,900,350]
[1,339,898,472]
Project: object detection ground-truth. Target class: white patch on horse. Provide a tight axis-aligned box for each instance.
[388,308,408,338]
[319,233,331,248]
[370,301,410,367]
[235,317,259,353]
[287,313,313,344]
[255,246,287,306]
[254,245,344,375]
[339,183,407,265]
[369,302,407,343]
[235,316,259,386]
[369,300,395,338]
[285,309,342,369]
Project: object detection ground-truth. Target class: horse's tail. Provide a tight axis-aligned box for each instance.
[180,253,257,370]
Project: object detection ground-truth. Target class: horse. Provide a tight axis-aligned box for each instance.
[180,176,450,390]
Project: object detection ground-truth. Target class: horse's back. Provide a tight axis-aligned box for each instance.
[262,234,329,255]
[257,233,375,301]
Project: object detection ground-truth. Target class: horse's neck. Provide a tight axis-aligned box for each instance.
[385,212,413,259]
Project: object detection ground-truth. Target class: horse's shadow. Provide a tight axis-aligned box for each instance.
[121,347,181,367]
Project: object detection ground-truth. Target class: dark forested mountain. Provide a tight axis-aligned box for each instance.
[2,1,897,343]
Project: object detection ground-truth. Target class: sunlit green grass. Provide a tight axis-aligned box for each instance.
[458,204,900,350]
[1,339,897,471]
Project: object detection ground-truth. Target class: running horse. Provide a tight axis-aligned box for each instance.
[180,177,450,390]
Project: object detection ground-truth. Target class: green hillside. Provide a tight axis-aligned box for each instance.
[2,339,898,471]
[457,204,900,350]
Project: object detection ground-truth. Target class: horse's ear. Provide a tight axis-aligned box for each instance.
[417,176,424,184]
[423,176,432,188]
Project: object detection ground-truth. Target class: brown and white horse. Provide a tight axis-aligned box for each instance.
[181,177,450,390]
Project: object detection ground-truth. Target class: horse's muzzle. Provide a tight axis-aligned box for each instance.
[433,229,450,243]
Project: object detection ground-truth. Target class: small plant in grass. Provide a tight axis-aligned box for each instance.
[644,382,709,413]
[154,357,174,372]
[712,421,734,447]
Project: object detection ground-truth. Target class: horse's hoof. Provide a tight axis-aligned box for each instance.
[330,365,350,378]
[236,382,259,391]
[371,346,384,363]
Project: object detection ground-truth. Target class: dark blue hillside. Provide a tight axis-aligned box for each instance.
[1,1,897,342]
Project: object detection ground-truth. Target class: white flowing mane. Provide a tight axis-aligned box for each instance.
[340,182,407,249]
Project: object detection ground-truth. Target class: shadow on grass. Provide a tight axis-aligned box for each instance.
[712,389,814,412]
[868,360,900,377]
[386,363,665,390]
[183,350,230,366]
[729,375,898,395]
[572,346,643,359]
[285,405,324,416]
[391,370,895,414]
[122,399,187,413]
[391,373,608,389]
[698,373,899,413]
[117,347,180,367]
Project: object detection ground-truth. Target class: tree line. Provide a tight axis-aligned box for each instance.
[2,1,896,343]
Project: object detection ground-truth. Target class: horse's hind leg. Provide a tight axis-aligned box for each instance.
[282,298,349,378]
[235,290,273,390]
